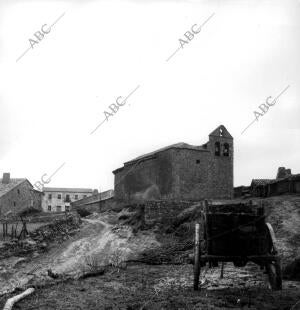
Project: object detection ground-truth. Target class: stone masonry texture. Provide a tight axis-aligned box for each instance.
[113,125,233,202]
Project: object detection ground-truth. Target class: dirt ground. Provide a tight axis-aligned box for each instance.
[0,264,299,310]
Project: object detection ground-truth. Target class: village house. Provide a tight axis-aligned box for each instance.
[250,179,274,197]
[113,125,234,202]
[42,187,95,212]
[0,173,42,218]
[251,167,300,197]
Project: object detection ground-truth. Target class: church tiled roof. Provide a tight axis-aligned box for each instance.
[124,142,208,166]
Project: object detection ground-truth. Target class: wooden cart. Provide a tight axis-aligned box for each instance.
[193,200,282,290]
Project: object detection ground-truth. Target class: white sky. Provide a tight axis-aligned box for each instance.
[0,0,299,191]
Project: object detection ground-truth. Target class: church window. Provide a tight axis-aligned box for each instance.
[223,143,230,156]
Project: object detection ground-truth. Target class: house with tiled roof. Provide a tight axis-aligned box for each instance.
[250,179,275,197]
[0,173,42,218]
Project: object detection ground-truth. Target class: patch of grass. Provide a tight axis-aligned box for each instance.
[81,250,127,277]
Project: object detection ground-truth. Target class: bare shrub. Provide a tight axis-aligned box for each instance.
[82,253,103,273]
[106,248,127,271]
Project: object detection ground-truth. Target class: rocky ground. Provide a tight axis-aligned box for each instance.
[0,195,299,309]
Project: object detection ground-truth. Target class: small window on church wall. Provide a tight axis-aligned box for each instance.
[215,142,220,156]
[223,143,229,157]
[219,128,223,136]
[196,159,200,164]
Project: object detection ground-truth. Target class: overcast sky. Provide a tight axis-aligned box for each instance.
[0,0,299,191]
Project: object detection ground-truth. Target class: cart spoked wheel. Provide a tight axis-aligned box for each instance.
[266,259,282,290]
[194,223,201,290]
[265,223,282,290]
[194,213,207,290]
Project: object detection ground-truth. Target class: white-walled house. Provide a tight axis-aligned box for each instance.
[42,187,96,212]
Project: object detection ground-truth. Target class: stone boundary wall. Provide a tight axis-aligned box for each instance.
[0,211,75,224]
[26,211,78,223]
[144,200,197,223]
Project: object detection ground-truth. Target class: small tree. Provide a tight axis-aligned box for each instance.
[76,208,92,218]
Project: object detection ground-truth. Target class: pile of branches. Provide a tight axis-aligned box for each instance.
[135,240,194,265]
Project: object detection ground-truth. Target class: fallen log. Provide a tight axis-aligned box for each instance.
[79,268,105,279]
[3,288,35,310]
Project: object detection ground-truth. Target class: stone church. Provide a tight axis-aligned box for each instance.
[113,125,233,202]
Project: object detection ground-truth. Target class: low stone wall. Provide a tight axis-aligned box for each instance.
[0,212,77,224]
[72,197,197,223]
[26,211,78,223]
[144,200,197,224]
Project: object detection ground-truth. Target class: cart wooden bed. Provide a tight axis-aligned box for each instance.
[193,200,282,290]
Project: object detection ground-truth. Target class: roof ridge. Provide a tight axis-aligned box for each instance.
[123,141,207,166]
[43,187,94,192]
[0,179,28,199]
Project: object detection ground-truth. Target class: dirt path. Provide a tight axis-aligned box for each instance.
[0,216,109,294]
[0,214,159,295]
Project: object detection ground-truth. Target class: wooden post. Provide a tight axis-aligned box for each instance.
[193,223,201,290]
[18,227,24,240]
[20,216,28,237]
[14,224,18,239]
[220,262,225,278]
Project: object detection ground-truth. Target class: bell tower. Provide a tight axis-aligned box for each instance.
[208,125,233,199]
